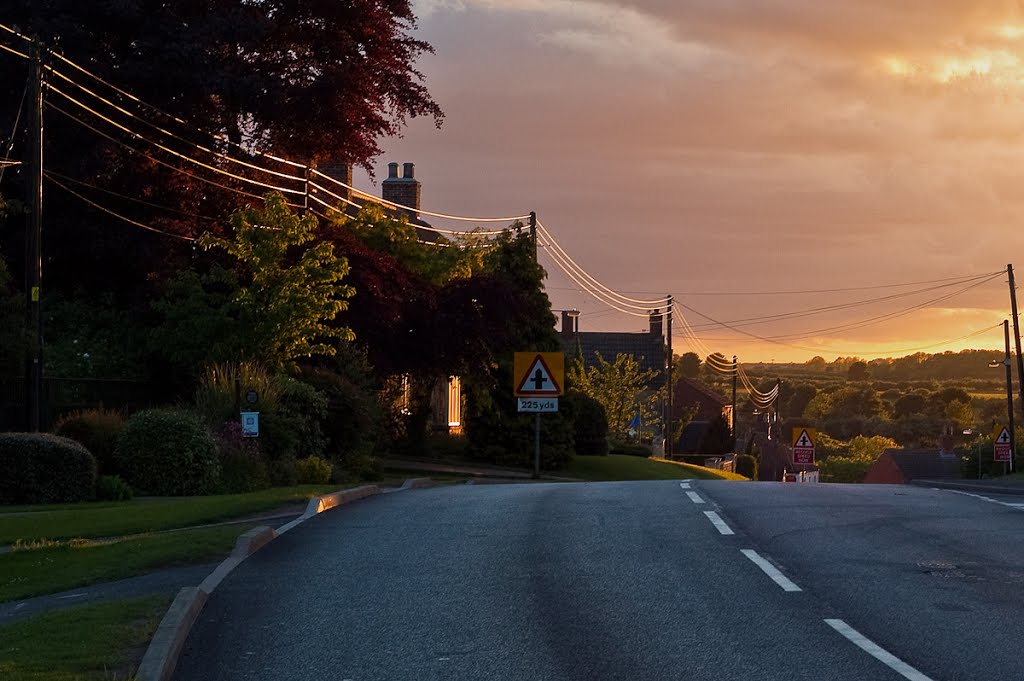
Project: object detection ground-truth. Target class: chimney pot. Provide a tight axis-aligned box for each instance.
[403,162,415,179]
[388,162,399,179]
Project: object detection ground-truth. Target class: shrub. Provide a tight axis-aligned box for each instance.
[295,455,333,484]
[335,452,383,482]
[609,442,650,457]
[95,475,133,501]
[818,455,874,483]
[566,391,609,456]
[735,454,758,479]
[52,408,126,475]
[269,375,328,459]
[300,365,383,462]
[114,409,220,496]
[213,421,269,493]
[0,433,97,504]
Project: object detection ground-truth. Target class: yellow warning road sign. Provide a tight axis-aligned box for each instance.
[792,428,816,448]
[514,352,564,397]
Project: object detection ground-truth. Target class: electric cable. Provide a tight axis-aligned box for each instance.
[48,84,305,195]
[538,221,671,307]
[48,175,196,241]
[47,102,271,203]
[46,65,306,182]
[45,169,218,221]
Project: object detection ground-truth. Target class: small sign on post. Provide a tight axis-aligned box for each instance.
[514,352,565,478]
[993,425,1012,463]
[241,411,260,438]
[792,427,816,465]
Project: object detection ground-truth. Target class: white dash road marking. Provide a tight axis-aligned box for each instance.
[703,511,734,535]
[947,489,1024,510]
[678,482,691,489]
[825,619,935,681]
[740,549,801,592]
[56,592,88,600]
[685,491,705,504]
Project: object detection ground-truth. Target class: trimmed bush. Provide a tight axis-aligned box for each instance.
[295,455,333,484]
[268,375,328,459]
[566,392,608,456]
[95,474,133,501]
[53,408,125,475]
[736,454,758,479]
[114,409,220,496]
[0,433,97,504]
[609,442,651,457]
[213,421,269,493]
[300,364,383,462]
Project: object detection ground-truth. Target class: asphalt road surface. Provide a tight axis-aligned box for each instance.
[173,481,1024,681]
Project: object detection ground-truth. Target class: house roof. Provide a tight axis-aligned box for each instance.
[880,449,961,482]
[674,377,728,407]
[565,331,666,380]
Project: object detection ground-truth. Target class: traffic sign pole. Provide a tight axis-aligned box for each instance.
[534,413,541,479]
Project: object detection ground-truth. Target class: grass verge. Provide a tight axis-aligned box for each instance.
[0,524,253,602]
[0,595,170,681]
[566,454,748,481]
[0,484,352,544]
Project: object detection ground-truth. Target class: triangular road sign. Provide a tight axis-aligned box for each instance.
[794,429,814,449]
[996,427,1012,445]
[516,354,562,396]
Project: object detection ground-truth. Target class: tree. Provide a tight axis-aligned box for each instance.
[785,384,818,419]
[1,0,443,298]
[847,361,870,381]
[944,400,974,430]
[894,393,928,419]
[153,193,354,372]
[698,413,733,456]
[677,352,702,380]
[804,386,888,421]
[569,352,660,441]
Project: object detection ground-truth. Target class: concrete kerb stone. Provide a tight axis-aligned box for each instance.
[135,482,405,681]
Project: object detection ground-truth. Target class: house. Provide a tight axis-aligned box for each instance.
[863,430,961,484]
[863,449,961,483]
[673,377,733,430]
[315,161,462,432]
[559,309,666,382]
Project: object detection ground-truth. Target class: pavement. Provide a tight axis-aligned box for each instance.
[383,457,581,481]
[911,477,1024,495]
[170,480,1024,681]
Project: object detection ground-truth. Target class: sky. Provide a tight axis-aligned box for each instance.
[352,0,1024,363]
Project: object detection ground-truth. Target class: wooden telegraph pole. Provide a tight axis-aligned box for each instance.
[26,37,44,431]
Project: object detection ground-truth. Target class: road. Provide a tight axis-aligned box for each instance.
[173,481,1024,681]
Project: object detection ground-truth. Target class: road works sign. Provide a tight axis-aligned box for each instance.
[514,352,564,397]
[993,425,1013,463]
[792,427,816,465]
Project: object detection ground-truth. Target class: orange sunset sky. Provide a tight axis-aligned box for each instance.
[353,1,1024,362]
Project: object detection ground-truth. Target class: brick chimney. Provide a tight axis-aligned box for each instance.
[381,161,421,221]
[649,308,663,337]
[316,159,352,202]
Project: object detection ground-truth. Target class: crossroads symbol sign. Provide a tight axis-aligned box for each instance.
[514,352,564,397]
[994,426,1013,463]
[792,427,816,465]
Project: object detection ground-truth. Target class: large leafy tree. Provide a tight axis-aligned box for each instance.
[0,0,442,296]
[152,193,354,373]
[569,351,660,441]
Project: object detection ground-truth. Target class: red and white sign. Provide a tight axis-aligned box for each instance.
[792,428,816,465]
[994,426,1013,463]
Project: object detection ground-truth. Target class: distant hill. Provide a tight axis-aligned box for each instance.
[745,349,1007,382]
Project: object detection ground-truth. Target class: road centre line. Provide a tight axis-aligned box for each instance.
[703,511,734,535]
[947,489,1024,510]
[825,619,935,681]
[740,549,801,592]
[685,491,705,504]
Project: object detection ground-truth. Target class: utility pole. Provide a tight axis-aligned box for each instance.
[1003,320,1016,472]
[528,211,537,262]
[1007,264,1024,431]
[665,295,673,458]
[731,355,738,451]
[25,37,44,432]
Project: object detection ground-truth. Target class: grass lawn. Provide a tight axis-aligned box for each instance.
[0,596,170,681]
[0,524,255,603]
[0,484,357,544]
[566,455,748,481]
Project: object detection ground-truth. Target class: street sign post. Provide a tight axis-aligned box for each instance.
[514,352,565,478]
[792,427,816,465]
[993,425,1012,463]
[241,411,260,438]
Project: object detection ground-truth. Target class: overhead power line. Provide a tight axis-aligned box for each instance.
[45,169,218,222]
[48,175,196,241]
